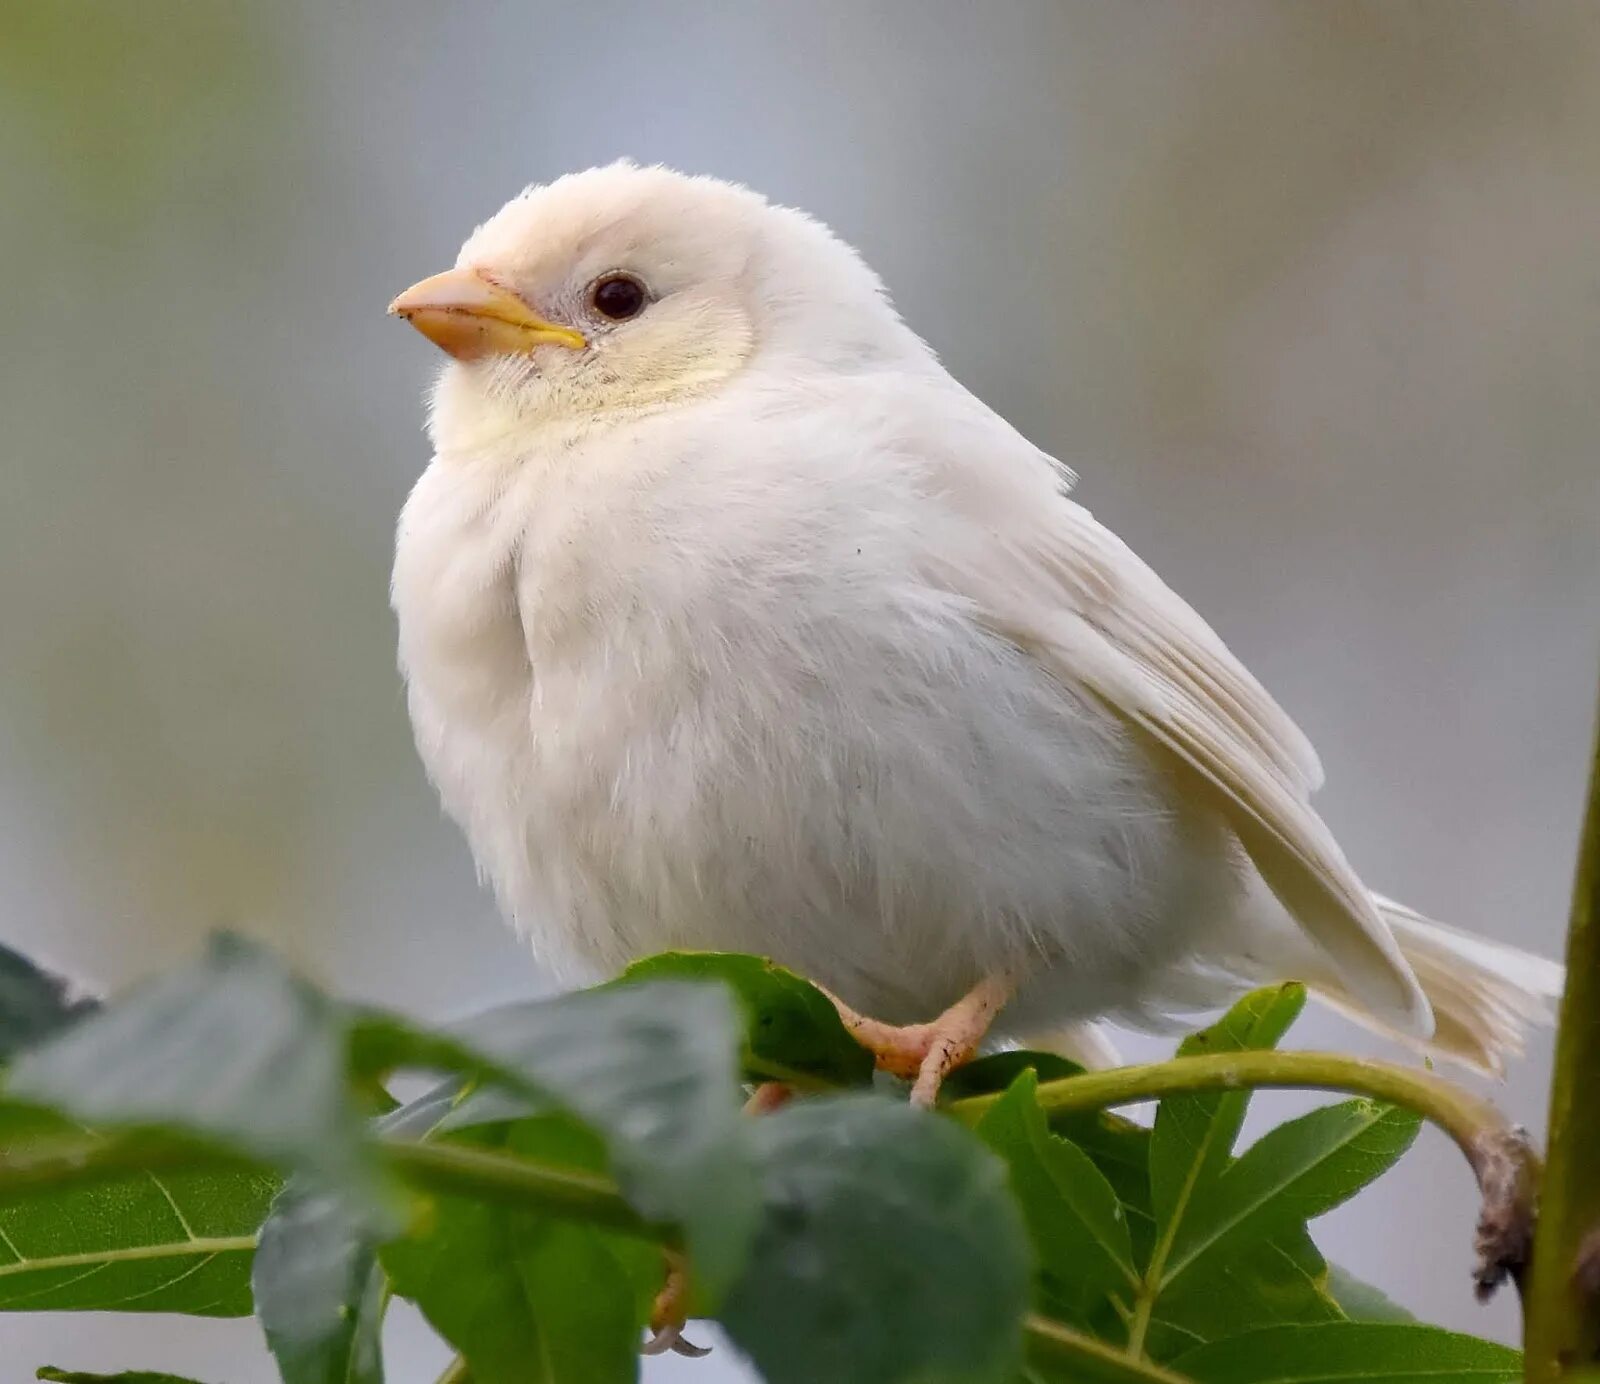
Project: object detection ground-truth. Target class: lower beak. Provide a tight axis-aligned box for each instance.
[388,267,587,360]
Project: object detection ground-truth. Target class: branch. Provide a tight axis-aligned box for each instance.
[949,1048,1516,1172]
[949,1046,1538,1298]
[1525,688,1600,1380]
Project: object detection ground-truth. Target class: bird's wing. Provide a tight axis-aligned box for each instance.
[915,406,1429,1032]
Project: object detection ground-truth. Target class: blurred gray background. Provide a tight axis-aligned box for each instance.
[3,2,1597,1379]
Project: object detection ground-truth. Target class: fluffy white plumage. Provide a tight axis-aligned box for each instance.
[391,162,1560,1074]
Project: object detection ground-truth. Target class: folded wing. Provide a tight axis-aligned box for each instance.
[916,411,1432,1034]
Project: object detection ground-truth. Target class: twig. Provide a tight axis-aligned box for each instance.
[949,1047,1539,1302]
[1524,688,1600,1380]
[949,1048,1515,1168]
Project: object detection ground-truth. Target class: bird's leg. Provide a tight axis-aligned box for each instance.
[641,1082,793,1357]
[641,980,1010,1357]
[643,1249,711,1359]
[907,974,1014,1107]
[824,974,1013,1108]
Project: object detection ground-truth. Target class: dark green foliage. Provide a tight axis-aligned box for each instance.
[974,1070,1135,1327]
[382,1118,654,1384]
[1170,1322,1522,1382]
[1157,1099,1419,1296]
[437,982,756,1298]
[616,952,873,1086]
[0,942,1517,1383]
[722,1097,1030,1384]
[1150,984,1307,1233]
[945,1048,1087,1098]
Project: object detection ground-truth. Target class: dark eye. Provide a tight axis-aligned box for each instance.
[590,273,647,321]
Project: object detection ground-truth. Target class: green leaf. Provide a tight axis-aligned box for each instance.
[0,1103,276,1314]
[37,1370,215,1383]
[7,935,381,1215]
[1162,1101,1420,1293]
[413,980,755,1299]
[382,1116,650,1384]
[614,952,873,1086]
[954,1052,1154,1261]
[1053,1108,1159,1267]
[721,1095,1030,1384]
[353,977,756,1304]
[1139,986,1343,1354]
[1151,984,1306,1236]
[252,1182,387,1384]
[944,1050,1087,1101]
[1147,1226,1341,1361]
[0,943,99,1060]
[974,1071,1135,1322]
[1171,1322,1521,1382]
[1324,1265,1415,1324]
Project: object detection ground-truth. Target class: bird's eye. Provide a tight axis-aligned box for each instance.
[589,273,648,321]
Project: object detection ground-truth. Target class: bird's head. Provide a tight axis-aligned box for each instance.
[390,162,925,452]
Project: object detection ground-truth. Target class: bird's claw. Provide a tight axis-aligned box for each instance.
[642,1078,791,1358]
[823,974,1011,1107]
[645,1248,712,1360]
[642,1321,713,1358]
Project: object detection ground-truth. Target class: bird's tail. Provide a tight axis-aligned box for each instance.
[1311,893,1564,1076]
[1022,889,1561,1078]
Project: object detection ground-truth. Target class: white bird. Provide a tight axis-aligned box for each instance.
[389,162,1561,1108]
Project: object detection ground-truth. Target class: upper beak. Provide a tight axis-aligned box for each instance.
[388,267,587,360]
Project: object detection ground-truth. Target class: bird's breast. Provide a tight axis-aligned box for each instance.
[393,436,1230,1014]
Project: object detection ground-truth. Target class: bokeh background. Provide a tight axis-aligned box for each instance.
[4,2,1598,1379]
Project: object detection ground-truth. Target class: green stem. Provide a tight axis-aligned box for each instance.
[1525,691,1600,1382]
[384,1138,672,1243]
[1124,1291,1157,1361]
[1024,1312,1192,1383]
[0,1131,671,1245]
[948,1048,1521,1181]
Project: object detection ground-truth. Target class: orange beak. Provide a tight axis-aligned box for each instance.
[388,267,586,360]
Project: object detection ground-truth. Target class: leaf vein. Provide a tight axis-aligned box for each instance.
[0,1234,256,1282]
[146,1170,200,1242]
[97,1250,220,1307]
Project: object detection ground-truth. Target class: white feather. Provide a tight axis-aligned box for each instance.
[392,164,1560,1073]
